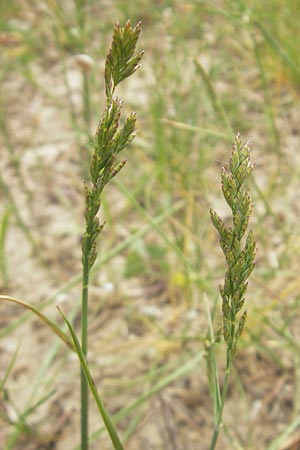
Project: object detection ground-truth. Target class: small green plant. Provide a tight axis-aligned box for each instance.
[209,133,256,449]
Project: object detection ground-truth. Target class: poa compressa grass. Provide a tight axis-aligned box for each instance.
[0,18,258,450]
[209,134,256,450]
[74,20,143,450]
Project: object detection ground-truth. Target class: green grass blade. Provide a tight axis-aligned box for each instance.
[72,351,204,449]
[58,307,125,450]
[160,118,232,141]
[0,295,73,349]
[4,390,56,450]
[194,59,234,136]
[3,307,79,448]
[251,33,280,152]
[254,20,300,85]
[0,207,10,284]
[0,344,19,393]
[265,415,300,450]
[204,294,221,418]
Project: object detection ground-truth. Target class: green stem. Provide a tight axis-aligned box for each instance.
[83,72,91,132]
[0,176,47,268]
[59,307,125,450]
[75,0,86,36]
[81,240,90,450]
[210,347,232,450]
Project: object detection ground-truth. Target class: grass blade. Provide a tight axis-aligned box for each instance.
[0,344,20,393]
[58,306,125,450]
[0,295,73,349]
[72,351,204,449]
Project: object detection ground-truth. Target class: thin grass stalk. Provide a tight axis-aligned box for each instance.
[74,0,92,135]
[0,208,10,285]
[194,59,233,136]
[74,0,86,35]
[83,71,91,131]
[251,33,280,154]
[59,307,125,450]
[0,176,46,267]
[253,20,300,85]
[0,84,33,204]
[0,344,19,393]
[81,238,91,450]
[265,415,300,450]
[209,346,231,450]
[204,294,221,420]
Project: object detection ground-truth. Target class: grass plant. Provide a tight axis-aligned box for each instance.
[209,134,256,449]
[77,20,143,450]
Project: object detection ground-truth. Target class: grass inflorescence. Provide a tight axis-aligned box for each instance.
[79,20,143,450]
[210,134,256,357]
[209,134,256,450]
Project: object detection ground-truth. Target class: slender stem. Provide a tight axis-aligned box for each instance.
[75,0,86,36]
[0,176,47,267]
[81,239,90,450]
[83,71,91,134]
[209,347,232,450]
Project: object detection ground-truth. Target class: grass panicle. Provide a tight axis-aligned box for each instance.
[80,20,143,450]
[105,21,144,101]
[210,133,256,356]
[209,133,256,450]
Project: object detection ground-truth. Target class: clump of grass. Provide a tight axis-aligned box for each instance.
[209,133,256,449]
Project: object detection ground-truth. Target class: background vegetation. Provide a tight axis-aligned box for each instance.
[1,1,300,449]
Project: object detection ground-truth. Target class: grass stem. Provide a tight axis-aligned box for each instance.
[210,347,231,450]
[81,242,90,450]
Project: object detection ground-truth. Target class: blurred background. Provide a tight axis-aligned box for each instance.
[1,1,300,449]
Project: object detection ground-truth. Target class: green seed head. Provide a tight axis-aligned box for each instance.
[210,134,256,355]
